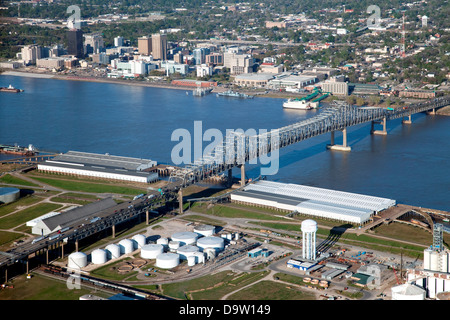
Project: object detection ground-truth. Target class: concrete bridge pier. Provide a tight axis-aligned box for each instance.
[240,164,246,186]
[427,108,436,115]
[227,168,233,187]
[326,128,351,152]
[178,188,183,214]
[402,114,412,124]
[371,117,387,135]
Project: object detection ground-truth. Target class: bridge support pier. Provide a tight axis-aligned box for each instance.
[427,108,436,115]
[371,117,387,135]
[178,189,183,214]
[240,164,246,187]
[402,115,412,124]
[112,225,115,239]
[227,168,233,188]
[326,128,351,152]
[146,208,149,225]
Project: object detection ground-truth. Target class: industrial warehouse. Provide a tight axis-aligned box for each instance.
[37,151,158,183]
[230,181,396,225]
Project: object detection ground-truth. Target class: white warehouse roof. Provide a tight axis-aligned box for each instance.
[231,181,395,225]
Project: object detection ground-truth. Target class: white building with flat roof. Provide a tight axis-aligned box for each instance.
[37,151,158,183]
[230,181,395,225]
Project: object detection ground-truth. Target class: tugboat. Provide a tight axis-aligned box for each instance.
[0,84,24,93]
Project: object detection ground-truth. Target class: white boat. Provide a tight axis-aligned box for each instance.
[282,99,312,110]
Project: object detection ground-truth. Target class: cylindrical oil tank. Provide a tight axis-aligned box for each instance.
[156,253,180,269]
[68,252,88,269]
[196,236,225,252]
[141,244,164,259]
[132,234,147,249]
[194,224,215,237]
[91,249,108,264]
[204,248,216,260]
[169,241,181,252]
[171,232,199,246]
[105,244,121,259]
[157,237,169,249]
[187,255,196,267]
[193,251,205,264]
[177,245,200,260]
[118,239,134,254]
[0,187,20,204]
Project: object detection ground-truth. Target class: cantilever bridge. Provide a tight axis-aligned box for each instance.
[169,95,450,190]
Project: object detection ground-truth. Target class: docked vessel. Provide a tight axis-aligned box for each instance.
[0,84,23,93]
[216,90,254,99]
[283,99,313,110]
[0,144,36,156]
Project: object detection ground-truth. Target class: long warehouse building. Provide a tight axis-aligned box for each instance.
[38,151,158,183]
[230,181,395,225]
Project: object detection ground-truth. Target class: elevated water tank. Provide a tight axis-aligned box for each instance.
[197,236,225,252]
[156,253,180,269]
[141,244,164,259]
[119,239,134,254]
[171,232,199,246]
[177,245,200,260]
[68,252,88,269]
[194,224,215,237]
[105,244,121,259]
[91,249,108,265]
[132,234,147,249]
[301,219,318,233]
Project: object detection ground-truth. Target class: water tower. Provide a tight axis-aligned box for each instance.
[301,219,317,261]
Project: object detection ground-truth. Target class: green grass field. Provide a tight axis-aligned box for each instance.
[29,176,145,195]
[0,202,63,230]
[0,174,38,187]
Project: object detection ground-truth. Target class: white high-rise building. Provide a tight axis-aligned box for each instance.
[422,15,428,28]
[114,36,124,47]
[21,45,42,65]
[301,219,317,261]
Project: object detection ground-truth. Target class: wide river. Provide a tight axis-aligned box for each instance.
[0,74,449,211]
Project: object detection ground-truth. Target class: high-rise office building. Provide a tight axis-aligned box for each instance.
[138,36,152,56]
[84,33,104,54]
[67,29,84,58]
[151,33,167,61]
[114,36,124,47]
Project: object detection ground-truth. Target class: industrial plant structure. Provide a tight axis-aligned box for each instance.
[37,151,158,183]
[301,219,318,261]
[230,181,395,225]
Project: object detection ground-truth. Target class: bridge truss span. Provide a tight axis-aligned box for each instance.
[169,95,450,188]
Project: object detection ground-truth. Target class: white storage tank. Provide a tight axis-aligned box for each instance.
[177,245,200,260]
[91,249,108,265]
[187,255,196,267]
[391,283,426,300]
[169,241,181,252]
[68,252,88,269]
[156,253,180,269]
[193,251,205,264]
[204,248,216,260]
[157,237,169,249]
[141,244,164,259]
[119,239,134,254]
[171,232,199,246]
[423,248,432,270]
[194,224,216,237]
[430,251,440,271]
[132,234,147,249]
[105,244,121,259]
[196,236,225,252]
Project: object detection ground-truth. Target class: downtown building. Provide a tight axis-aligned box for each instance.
[67,29,84,58]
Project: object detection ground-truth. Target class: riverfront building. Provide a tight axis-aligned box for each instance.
[230,181,395,225]
[37,151,158,183]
